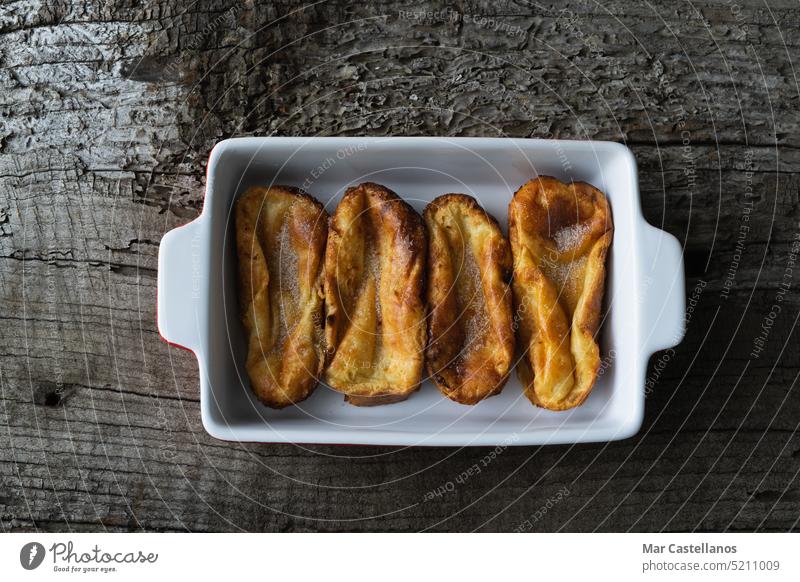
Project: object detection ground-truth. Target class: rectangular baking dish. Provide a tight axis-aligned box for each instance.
[157,137,685,446]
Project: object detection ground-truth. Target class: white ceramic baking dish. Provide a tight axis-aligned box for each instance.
[157,137,685,446]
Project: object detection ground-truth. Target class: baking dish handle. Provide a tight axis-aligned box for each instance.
[640,224,686,354]
[157,218,204,352]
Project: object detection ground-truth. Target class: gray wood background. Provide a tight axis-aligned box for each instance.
[2,0,798,532]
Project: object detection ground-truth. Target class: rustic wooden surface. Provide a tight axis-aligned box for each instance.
[2,0,799,532]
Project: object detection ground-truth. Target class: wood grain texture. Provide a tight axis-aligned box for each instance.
[1,0,798,532]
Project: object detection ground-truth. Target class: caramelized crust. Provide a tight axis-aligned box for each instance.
[323,182,427,406]
[508,176,613,411]
[235,186,328,408]
[424,194,514,404]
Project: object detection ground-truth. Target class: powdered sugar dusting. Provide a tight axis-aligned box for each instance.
[549,254,587,288]
[459,245,489,358]
[365,238,382,322]
[554,222,588,252]
[275,216,300,347]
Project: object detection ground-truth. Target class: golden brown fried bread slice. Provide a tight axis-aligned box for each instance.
[424,194,514,404]
[509,176,613,411]
[235,185,328,408]
[324,182,427,406]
